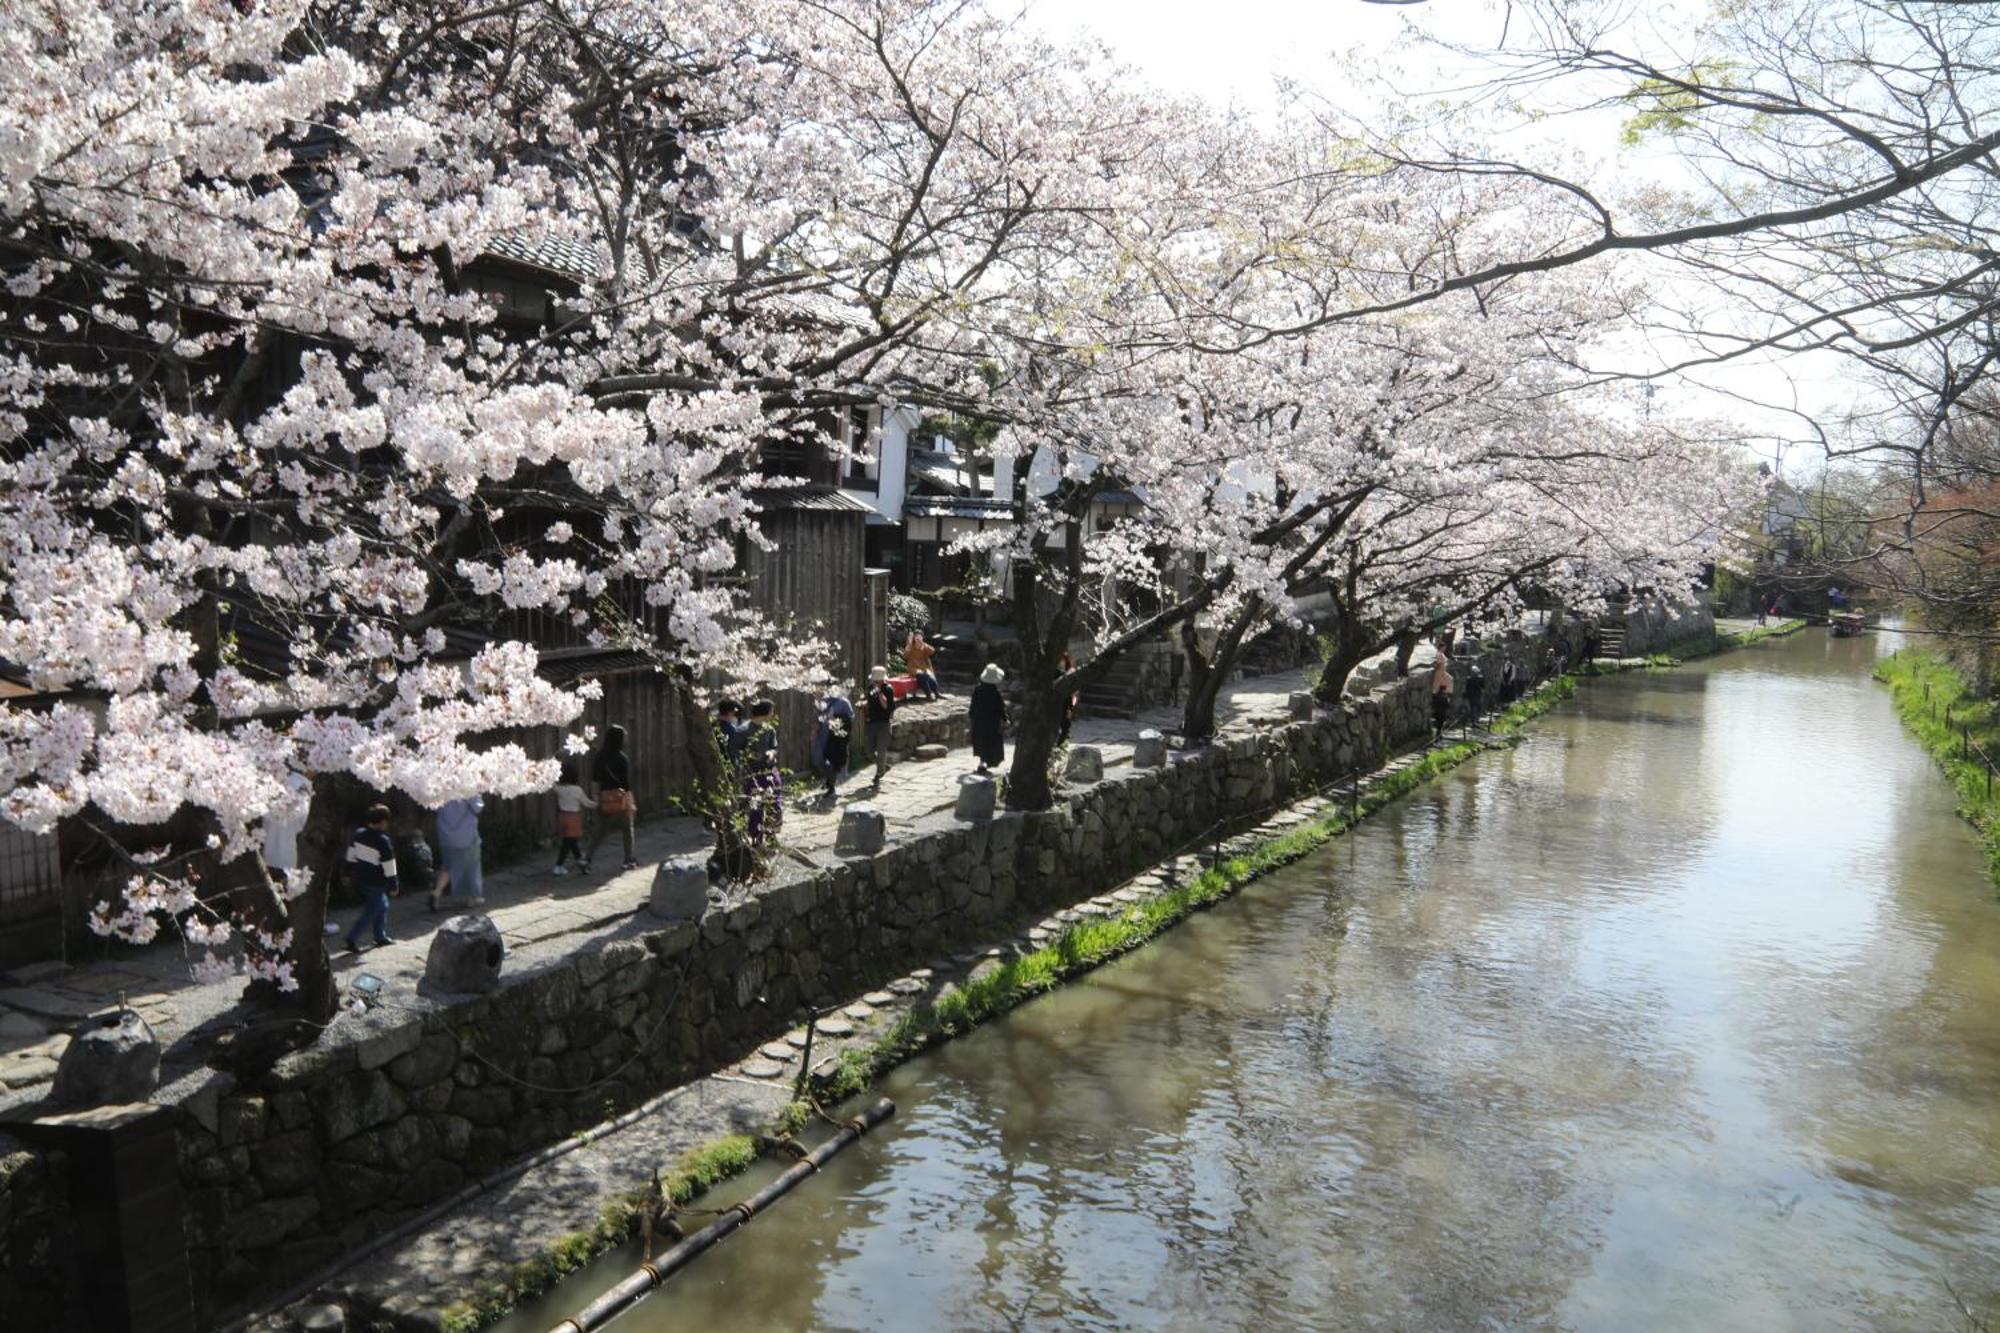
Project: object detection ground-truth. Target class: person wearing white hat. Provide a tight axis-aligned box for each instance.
[864,664,898,786]
[969,662,1008,773]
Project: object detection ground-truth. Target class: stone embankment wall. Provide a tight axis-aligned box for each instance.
[1618,596,1716,657]
[11,617,1651,1326]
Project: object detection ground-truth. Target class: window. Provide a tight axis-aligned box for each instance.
[841,406,881,490]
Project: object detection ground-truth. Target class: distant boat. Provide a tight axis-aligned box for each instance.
[1830,612,1868,637]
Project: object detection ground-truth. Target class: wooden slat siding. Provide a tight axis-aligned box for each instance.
[478,507,880,846]
[0,820,61,924]
[747,509,872,771]
[477,667,700,849]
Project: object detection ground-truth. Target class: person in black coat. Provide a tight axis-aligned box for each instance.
[587,723,637,869]
[969,663,1008,773]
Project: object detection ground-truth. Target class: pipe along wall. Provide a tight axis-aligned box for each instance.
[550,1097,896,1333]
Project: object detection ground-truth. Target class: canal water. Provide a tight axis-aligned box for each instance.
[505,630,2000,1331]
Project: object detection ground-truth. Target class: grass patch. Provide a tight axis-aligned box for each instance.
[1875,649,2000,891]
[813,676,1581,1105]
[436,1134,763,1333]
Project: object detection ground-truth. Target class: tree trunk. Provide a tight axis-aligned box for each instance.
[259,777,345,1021]
[1182,602,1260,743]
[1393,629,1420,676]
[1178,620,1217,743]
[1310,612,1367,705]
[1004,685,1061,812]
[671,673,748,878]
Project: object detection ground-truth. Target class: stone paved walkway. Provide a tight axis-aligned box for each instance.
[0,666,1314,1109]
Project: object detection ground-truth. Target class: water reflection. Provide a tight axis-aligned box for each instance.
[502,630,2000,1332]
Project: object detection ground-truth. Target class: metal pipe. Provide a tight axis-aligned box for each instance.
[550,1098,896,1333]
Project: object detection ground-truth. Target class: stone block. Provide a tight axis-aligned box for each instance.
[254,1129,322,1194]
[1132,730,1168,769]
[423,915,505,995]
[1063,745,1105,784]
[387,1034,457,1089]
[1288,691,1316,722]
[649,860,709,920]
[913,743,950,762]
[835,805,887,856]
[50,1009,159,1108]
[355,1021,422,1072]
[954,774,997,822]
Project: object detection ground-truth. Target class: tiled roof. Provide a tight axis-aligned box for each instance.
[754,485,874,513]
[903,495,1014,520]
[483,233,601,281]
[535,648,663,684]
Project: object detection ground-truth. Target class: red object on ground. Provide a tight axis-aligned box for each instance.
[888,674,922,700]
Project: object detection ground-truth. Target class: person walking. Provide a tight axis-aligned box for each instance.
[742,699,784,848]
[588,723,638,870]
[1499,657,1518,705]
[551,759,589,875]
[1429,649,1454,742]
[713,698,744,763]
[903,630,941,701]
[1464,661,1486,730]
[431,795,485,910]
[342,804,399,953]
[812,687,855,801]
[969,662,1007,774]
[864,666,897,787]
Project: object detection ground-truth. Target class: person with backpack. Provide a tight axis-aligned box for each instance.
[864,665,897,787]
[1464,661,1486,729]
[551,759,589,876]
[342,804,399,954]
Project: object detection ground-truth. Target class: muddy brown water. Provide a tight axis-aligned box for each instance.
[496,630,2000,1331]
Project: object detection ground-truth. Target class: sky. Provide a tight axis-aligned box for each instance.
[1022,0,1852,475]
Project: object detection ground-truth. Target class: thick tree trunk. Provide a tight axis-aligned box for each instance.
[1003,686,1061,812]
[1182,603,1260,744]
[259,777,345,1021]
[1178,620,1217,743]
[1393,629,1420,676]
[1313,613,1375,705]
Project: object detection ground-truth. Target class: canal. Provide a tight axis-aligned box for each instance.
[506,629,2000,1331]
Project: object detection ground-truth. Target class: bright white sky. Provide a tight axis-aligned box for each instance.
[1023,0,1849,475]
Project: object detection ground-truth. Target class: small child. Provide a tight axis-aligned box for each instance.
[552,759,589,875]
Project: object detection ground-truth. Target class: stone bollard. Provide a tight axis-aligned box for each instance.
[1288,691,1316,722]
[1064,744,1105,784]
[836,804,887,856]
[423,914,505,994]
[649,859,709,919]
[51,1009,160,1108]
[1132,729,1168,769]
[954,773,996,821]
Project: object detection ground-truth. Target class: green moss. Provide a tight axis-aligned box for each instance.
[1875,649,2000,892]
[436,1135,766,1332]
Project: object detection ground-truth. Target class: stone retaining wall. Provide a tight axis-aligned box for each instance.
[1619,595,1715,657]
[16,616,1653,1327]
[0,1133,69,1326]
